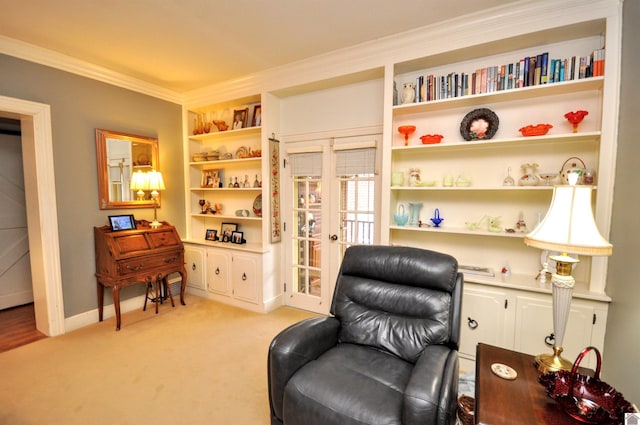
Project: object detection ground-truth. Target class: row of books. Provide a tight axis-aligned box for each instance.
[405,48,605,103]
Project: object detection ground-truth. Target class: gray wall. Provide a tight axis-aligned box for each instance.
[0,54,184,317]
[602,0,640,404]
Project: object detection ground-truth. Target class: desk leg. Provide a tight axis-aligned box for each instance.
[179,267,187,306]
[113,285,121,331]
[97,282,104,322]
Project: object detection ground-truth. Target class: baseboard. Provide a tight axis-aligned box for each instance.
[0,290,34,310]
[63,295,146,333]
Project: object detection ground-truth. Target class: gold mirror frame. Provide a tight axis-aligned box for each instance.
[95,128,160,210]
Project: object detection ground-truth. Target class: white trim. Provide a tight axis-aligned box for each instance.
[0,95,65,336]
[0,35,181,104]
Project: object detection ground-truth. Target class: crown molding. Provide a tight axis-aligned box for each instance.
[0,35,182,104]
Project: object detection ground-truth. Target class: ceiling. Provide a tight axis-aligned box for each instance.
[0,0,522,94]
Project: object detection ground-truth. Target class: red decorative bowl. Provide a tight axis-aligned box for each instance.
[420,134,443,144]
[538,347,635,424]
[519,124,553,136]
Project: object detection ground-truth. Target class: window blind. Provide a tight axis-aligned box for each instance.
[335,148,376,176]
[289,152,322,177]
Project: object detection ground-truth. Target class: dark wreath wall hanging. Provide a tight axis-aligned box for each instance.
[460,108,499,141]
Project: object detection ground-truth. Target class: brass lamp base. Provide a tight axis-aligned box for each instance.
[535,346,573,374]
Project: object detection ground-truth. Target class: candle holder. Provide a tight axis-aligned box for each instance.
[398,125,416,146]
[564,110,588,133]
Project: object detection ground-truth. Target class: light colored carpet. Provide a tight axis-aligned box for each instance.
[0,296,316,425]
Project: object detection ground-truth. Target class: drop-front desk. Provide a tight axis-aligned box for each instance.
[94,220,187,330]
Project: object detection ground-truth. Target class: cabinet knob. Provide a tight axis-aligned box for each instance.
[329,234,338,241]
[242,273,247,281]
[544,333,555,346]
[467,317,478,330]
[215,267,220,275]
[192,263,197,271]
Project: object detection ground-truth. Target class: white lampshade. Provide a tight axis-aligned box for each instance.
[146,170,166,192]
[130,170,148,200]
[524,185,612,256]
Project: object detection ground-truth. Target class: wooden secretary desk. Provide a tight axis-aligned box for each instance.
[94,220,187,330]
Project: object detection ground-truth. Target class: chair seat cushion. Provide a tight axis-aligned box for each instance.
[283,343,413,425]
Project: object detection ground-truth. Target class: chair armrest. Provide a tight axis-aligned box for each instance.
[403,345,459,425]
[268,316,340,422]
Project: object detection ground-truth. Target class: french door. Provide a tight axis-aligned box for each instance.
[282,135,380,314]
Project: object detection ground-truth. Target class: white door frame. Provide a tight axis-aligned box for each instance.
[0,95,65,336]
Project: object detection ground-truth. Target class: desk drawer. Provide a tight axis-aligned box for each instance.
[117,252,183,276]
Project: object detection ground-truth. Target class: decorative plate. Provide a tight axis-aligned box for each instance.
[460,108,499,141]
[253,194,262,217]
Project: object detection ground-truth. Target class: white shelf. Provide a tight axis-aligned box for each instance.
[390,224,525,238]
[189,126,261,141]
[391,131,600,152]
[189,157,261,166]
[190,187,262,192]
[390,185,555,191]
[182,238,267,254]
[190,213,262,221]
[392,77,603,116]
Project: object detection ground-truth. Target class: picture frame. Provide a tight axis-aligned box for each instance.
[108,214,136,231]
[201,169,223,188]
[205,229,217,241]
[251,104,262,127]
[232,108,249,130]
[231,231,244,244]
[220,222,238,242]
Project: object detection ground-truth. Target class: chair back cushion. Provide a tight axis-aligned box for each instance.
[330,245,461,363]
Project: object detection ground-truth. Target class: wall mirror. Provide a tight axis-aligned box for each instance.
[95,128,160,210]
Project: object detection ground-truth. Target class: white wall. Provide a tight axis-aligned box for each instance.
[280,79,384,136]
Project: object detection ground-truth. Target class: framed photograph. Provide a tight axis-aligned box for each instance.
[232,108,249,130]
[231,231,244,244]
[220,222,238,242]
[205,229,217,241]
[251,104,262,127]
[201,169,222,188]
[108,214,136,231]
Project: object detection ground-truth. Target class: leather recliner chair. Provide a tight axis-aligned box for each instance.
[268,245,463,425]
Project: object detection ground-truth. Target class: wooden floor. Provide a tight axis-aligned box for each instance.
[0,303,47,353]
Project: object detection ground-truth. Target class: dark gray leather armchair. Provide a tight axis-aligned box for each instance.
[268,245,463,425]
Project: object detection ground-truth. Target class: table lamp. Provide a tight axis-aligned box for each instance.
[524,173,612,373]
[130,170,148,201]
[146,170,165,228]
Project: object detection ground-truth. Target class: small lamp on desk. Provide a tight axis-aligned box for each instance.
[146,170,165,228]
[524,172,612,373]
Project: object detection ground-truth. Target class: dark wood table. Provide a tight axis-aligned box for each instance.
[475,343,589,425]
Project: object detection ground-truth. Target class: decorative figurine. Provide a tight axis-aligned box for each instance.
[515,212,527,233]
[430,208,444,227]
[487,216,502,232]
[503,167,515,186]
[401,82,416,104]
[409,168,421,186]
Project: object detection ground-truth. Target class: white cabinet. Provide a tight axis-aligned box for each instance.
[184,243,266,310]
[230,253,259,303]
[206,249,230,295]
[460,286,513,358]
[459,282,607,370]
[184,245,205,290]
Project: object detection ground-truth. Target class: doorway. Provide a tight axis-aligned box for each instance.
[0,95,65,337]
[282,134,381,314]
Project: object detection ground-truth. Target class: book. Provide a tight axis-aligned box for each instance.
[459,265,495,277]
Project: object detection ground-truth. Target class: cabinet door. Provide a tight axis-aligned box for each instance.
[231,253,259,303]
[513,294,595,365]
[184,245,205,290]
[460,285,513,358]
[207,250,230,295]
